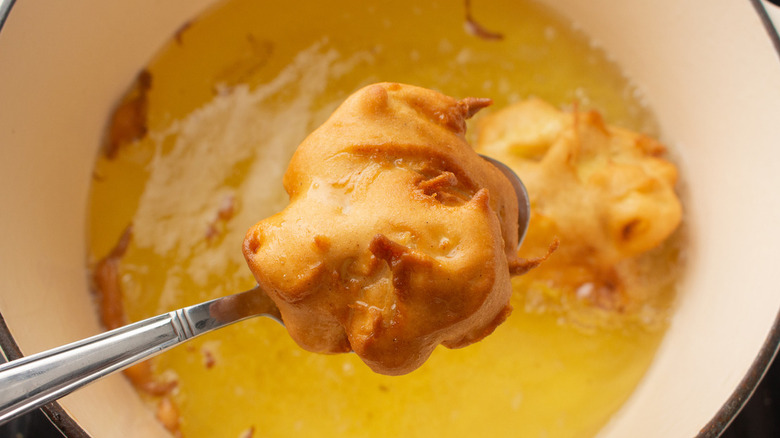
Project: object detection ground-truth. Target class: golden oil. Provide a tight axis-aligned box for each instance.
[87,0,672,436]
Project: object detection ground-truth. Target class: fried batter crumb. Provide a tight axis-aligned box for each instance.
[156,396,182,437]
[103,70,151,159]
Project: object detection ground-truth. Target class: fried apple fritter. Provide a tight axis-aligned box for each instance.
[243,83,532,375]
[477,98,682,322]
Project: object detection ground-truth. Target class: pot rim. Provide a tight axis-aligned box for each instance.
[0,0,778,437]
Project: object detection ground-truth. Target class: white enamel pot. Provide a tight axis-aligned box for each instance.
[0,0,779,436]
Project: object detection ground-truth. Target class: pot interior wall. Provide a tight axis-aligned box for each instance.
[0,1,779,437]
[0,0,213,436]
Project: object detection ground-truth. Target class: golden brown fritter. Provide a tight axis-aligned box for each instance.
[243,83,526,375]
[477,98,682,320]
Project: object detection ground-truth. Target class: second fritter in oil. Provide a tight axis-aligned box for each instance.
[476,98,682,325]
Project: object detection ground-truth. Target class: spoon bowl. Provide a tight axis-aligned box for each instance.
[481,154,531,247]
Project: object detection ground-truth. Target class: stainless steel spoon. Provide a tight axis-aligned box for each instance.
[481,154,531,246]
[0,156,530,425]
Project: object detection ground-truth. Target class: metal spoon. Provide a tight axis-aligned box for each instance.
[481,154,531,246]
[0,157,530,425]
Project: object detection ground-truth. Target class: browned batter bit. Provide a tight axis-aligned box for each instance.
[103,70,151,159]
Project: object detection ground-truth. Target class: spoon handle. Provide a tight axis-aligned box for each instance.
[0,287,278,425]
